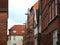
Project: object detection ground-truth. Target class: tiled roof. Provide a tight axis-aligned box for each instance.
[9,25,25,36]
[33,1,38,9]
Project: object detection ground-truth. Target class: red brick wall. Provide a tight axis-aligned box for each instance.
[27,8,34,45]
[0,0,8,9]
[0,12,7,45]
[41,0,59,31]
[23,7,34,45]
[41,17,60,45]
[23,2,38,45]
[41,0,60,45]
[58,4,60,44]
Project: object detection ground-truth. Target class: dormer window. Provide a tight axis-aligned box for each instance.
[13,30,16,33]
[21,30,25,33]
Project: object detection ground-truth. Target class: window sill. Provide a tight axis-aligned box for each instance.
[48,15,58,26]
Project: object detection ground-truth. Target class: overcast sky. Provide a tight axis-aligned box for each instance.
[8,0,38,29]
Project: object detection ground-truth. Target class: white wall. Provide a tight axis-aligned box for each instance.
[7,36,23,45]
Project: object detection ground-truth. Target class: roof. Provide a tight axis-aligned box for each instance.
[33,1,38,9]
[29,1,38,12]
[9,25,25,36]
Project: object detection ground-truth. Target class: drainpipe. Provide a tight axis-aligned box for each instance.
[37,0,42,45]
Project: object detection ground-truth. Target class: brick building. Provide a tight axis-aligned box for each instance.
[40,0,60,45]
[23,23,28,45]
[9,25,25,36]
[27,7,34,45]
[0,0,8,45]
[24,7,34,45]
[8,25,25,45]
[23,5,34,45]
[23,2,38,45]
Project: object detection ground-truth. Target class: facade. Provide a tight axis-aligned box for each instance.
[7,25,25,45]
[23,2,39,45]
[0,0,8,45]
[23,23,28,45]
[23,6,34,45]
[40,0,60,45]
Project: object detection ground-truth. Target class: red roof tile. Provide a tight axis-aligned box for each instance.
[33,1,38,9]
[9,25,25,36]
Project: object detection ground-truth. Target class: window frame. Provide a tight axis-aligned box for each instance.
[13,43,16,45]
[13,36,16,40]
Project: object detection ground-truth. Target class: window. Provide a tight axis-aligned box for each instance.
[55,0,58,16]
[13,43,16,45]
[51,1,55,19]
[8,36,11,40]
[50,6,52,21]
[53,30,58,45]
[13,36,15,40]
[21,30,25,33]
[13,30,16,33]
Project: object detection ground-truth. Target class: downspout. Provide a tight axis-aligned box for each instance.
[37,0,42,45]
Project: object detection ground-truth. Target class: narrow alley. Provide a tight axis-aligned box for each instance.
[0,0,60,45]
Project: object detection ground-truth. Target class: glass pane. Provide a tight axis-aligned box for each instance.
[13,43,16,45]
[53,30,58,45]
[13,30,16,33]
